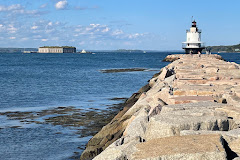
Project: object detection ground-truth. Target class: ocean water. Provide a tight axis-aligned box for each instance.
[0,52,171,111]
[218,52,240,64]
[0,51,171,160]
[0,51,239,160]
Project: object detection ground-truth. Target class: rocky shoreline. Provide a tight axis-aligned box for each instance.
[163,54,223,62]
[81,54,240,160]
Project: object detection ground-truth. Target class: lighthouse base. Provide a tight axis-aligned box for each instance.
[184,48,204,54]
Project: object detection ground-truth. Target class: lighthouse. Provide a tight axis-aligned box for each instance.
[182,20,205,54]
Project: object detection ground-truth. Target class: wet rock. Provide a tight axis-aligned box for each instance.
[100,68,147,73]
[0,103,126,159]
[10,126,22,128]
[109,97,128,101]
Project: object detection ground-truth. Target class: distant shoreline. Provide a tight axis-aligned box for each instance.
[1,43,240,53]
[0,48,184,54]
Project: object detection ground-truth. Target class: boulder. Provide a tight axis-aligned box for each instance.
[180,129,240,158]
[93,136,142,160]
[131,134,226,160]
[145,107,231,140]
[158,67,168,80]
[216,105,240,127]
[161,101,227,113]
[81,54,240,160]
[80,83,152,160]
[123,107,149,138]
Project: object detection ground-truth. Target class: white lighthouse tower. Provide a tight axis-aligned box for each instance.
[182,20,205,54]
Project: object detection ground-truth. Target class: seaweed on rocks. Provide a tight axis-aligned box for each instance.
[100,68,147,73]
[0,102,127,159]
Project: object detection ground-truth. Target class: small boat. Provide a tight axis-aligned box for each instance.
[81,49,87,53]
[79,49,92,54]
[23,51,37,53]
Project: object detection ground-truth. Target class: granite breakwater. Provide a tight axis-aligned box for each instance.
[81,54,240,160]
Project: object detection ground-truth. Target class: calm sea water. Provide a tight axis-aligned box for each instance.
[0,52,171,111]
[0,52,239,160]
[0,51,170,160]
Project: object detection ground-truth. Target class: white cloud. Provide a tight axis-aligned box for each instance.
[7,25,17,33]
[0,4,45,16]
[128,33,144,39]
[71,24,147,46]
[40,3,48,9]
[85,27,92,31]
[55,0,68,10]
[112,29,123,36]
[34,35,42,38]
[31,26,38,30]
[75,24,112,36]
[0,14,152,49]
[90,24,100,27]
[102,27,110,33]
[48,22,53,26]
[21,37,29,41]
[0,4,22,11]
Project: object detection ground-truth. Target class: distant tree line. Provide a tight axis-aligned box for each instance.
[0,48,38,53]
[206,44,240,53]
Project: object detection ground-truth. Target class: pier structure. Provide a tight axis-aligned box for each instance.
[182,20,205,54]
[81,54,240,160]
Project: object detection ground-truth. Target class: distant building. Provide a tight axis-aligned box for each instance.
[38,46,76,53]
[182,20,205,54]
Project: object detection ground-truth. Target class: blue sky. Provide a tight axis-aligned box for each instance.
[0,0,239,50]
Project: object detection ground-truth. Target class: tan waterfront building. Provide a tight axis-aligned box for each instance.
[38,46,76,53]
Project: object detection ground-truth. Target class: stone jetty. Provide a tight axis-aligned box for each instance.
[163,54,223,62]
[81,54,240,160]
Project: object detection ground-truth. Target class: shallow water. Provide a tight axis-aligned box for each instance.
[0,126,89,160]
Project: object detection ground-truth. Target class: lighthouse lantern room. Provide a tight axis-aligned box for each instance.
[182,20,205,54]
